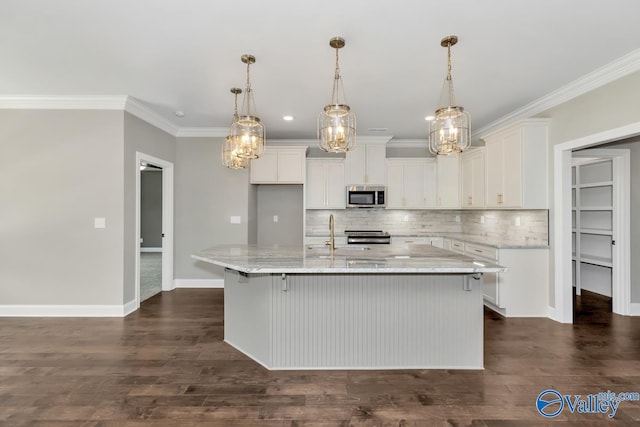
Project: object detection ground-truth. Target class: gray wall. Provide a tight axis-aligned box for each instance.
[0,110,124,305]
[174,137,253,280]
[123,113,175,303]
[256,185,303,245]
[141,170,163,248]
[538,70,640,306]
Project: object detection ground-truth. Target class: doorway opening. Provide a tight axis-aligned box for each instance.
[554,124,637,323]
[135,152,174,309]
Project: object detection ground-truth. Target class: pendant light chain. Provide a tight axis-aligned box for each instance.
[332,45,341,105]
[446,40,456,107]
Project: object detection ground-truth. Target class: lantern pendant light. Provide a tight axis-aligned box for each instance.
[318,37,356,153]
[231,54,265,159]
[428,35,471,156]
[222,88,249,169]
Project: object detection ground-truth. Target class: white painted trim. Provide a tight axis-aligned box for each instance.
[124,97,178,136]
[123,299,137,316]
[630,303,640,316]
[135,152,175,310]
[0,95,128,110]
[0,304,132,317]
[547,306,558,321]
[475,49,640,138]
[140,247,162,253]
[554,123,640,323]
[174,127,228,138]
[174,279,224,289]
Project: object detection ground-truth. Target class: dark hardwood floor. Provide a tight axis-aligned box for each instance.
[1,288,639,426]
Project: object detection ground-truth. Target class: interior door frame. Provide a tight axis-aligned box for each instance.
[135,152,174,308]
[553,123,638,323]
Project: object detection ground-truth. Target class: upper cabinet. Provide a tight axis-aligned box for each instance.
[345,142,386,185]
[436,155,460,208]
[386,158,436,209]
[481,119,549,209]
[250,146,308,184]
[306,158,346,209]
[460,148,485,208]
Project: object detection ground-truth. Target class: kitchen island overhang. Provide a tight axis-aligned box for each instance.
[193,244,505,370]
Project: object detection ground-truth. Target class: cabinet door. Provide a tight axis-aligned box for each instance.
[403,162,423,208]
[250,150,279,183]
[482,272,501,307]
[485,139,503,207]
[345,147,366,185]
[461,150,486,208]
[306,161,327,209]
[325,161,346,208]
[502,129,523,207]
[436,156,460,208]
[386,161,405,208]
[365,144,387,185]
[461,154,474,207]
[277,151,304,183]
[423,160,437,207]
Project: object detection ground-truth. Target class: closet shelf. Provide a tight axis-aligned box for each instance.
[579,228,613,236]
[578,180,613,189]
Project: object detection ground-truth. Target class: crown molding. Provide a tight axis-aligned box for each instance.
[386,139,427,148]
[175,127,228,138]
[474,48,640,139]
[124,97,179,136]
[0,95,128,110]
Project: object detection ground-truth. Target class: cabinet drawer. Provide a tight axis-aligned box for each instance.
[464,243,498,261]
[449,240,465,254]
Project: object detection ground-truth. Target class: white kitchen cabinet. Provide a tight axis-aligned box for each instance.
[481,119,549,208]
[436,155,460,208]
[385,158,436,209]
[460,148,485,208]
[345,142,386,185]
[251,146,308,184]
[392,236,443,247]
[460,241,548,317]
[306,159,346,209]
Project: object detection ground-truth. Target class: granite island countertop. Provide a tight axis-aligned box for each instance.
[192,243,505,274]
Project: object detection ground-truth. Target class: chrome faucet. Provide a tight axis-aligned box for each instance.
[325,214,335,256]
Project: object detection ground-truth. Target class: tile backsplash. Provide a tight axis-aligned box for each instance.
[306,209,549,245]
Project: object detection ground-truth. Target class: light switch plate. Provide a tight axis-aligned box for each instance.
[230,216,241,224]
[273,215,279,223]
[94,217,106,229]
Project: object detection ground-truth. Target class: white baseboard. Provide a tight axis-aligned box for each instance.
[548,306,558,321]
[123,299,138,316]
[174,279,224,289]
[0,304,134,317]
[140,247,162,253]
[630,303,640,316]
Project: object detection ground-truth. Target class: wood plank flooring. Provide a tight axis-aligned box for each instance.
[1,288,639,426]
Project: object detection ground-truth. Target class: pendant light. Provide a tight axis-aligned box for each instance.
[318,37,356,153]
[230,54,265,159]
[428,35,471,156]
[222,87,249,169]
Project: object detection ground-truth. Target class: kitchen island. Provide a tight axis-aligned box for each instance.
[193,244,504,370]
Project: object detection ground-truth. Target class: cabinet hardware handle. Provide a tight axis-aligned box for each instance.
[468,196,472,205]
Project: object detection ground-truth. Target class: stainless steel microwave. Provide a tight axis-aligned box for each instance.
[346,185,386,208]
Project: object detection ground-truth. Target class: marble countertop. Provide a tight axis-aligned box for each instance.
[192,244,505,274]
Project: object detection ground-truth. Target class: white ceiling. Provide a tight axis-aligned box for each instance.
[2,0,640,141]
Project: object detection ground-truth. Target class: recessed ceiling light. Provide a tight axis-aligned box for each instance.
[425,115,435,121]
[283,115,294,121]
[174,110,185,118]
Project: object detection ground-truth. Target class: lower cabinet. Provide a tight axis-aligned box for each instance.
[391,236,443,247]
[443,239,549,317]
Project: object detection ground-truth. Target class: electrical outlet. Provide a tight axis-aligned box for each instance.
[480,215,485,224]
[273,215,279,223]
[403,214,409,222]
[455,215,461,223]
[515,216,521,227]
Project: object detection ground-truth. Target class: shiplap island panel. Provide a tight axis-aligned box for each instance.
[193,244,504,370]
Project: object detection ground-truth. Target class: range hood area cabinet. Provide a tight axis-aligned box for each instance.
[306,158,346,209]
[481,119,549,209]
[345,142,386,185]
[386,158,436,209]
[250,146,308,184]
